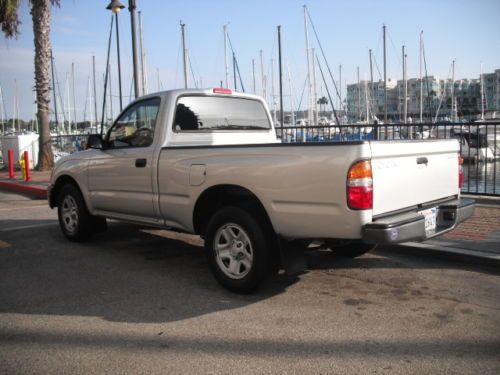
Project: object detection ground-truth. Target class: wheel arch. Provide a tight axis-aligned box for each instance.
[50,175,86,208]
[192,184,275,236]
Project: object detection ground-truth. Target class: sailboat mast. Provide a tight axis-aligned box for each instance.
[224,25,229,88]
[480,63,484,120]
[66,73,71,133]
[451,59,455,122]
[88,76,93,127]
[14,79,18,132]
[304,5,312,126]
[383,24,387,123]
[252,59,256,94]
[278,25,284,129]
[109,63,113,121]
[71,63,77,129]
[311,48,317,124]
[357,66,361,121]
[287,62,296,126]
[369,49,374,119]
[180,21,188,89]
[260,50,266,100]
[51,50,60,136]
[17,81,20,130]
[402,44,407,124]
[271,58,276,124]
[339,64,342,113]
[365,75,369,122]
[233,53,237,90]
[92,55,98,127]
[419,31,423,123]
[115,11,123,111]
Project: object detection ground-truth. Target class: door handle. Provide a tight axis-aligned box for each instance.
[417,157,428,165]
[135,158,147,168]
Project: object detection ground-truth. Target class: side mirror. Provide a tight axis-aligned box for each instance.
[87,134,103,149]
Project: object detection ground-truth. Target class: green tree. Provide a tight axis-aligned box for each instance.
[1,0,59,170]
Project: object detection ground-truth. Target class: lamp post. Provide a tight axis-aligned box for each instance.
[128,0,140,99]
[106,0,125,111]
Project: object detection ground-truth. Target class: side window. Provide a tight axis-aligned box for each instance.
[107,98,161,148]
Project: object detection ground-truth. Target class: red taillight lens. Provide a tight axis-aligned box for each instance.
[347,186,373,210]
[458,154,464,188]
[213,88,232,94]
[347,160,373,210]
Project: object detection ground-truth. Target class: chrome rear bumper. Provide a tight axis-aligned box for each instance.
[362,198,475,244]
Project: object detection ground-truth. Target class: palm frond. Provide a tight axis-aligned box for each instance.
[0,0,22,37]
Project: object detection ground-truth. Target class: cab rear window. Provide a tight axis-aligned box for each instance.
[173,96,270,132]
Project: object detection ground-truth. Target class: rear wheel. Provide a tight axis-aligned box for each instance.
[325,241,376,258]
[204,206,272,293]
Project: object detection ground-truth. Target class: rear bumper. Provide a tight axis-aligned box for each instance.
[362,198,475,244]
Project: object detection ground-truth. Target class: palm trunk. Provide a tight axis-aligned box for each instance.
[31,0,54,170]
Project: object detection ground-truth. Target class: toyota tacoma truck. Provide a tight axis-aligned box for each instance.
[48,88,474,293]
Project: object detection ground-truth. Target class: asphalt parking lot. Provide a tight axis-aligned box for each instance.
[1,191,499,374]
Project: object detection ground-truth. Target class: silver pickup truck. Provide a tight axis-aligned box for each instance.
[49,88,474,293]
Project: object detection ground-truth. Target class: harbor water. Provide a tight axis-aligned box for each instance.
[462,160,500,195]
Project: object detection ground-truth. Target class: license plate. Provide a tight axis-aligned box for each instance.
[420,207,437,236]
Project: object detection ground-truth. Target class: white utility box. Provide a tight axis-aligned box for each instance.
[1,133,39,169]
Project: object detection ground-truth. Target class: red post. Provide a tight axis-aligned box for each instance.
[7,149,15,179]
[23,150,31,181]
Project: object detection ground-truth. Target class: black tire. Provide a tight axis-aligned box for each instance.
[204,206,272,294]
[57,184,95,242]
[325,241,376,258]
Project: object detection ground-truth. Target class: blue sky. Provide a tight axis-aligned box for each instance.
[1,0,499,122]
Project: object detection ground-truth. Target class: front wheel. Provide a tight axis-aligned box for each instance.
[204,206,272,294]
[57,184,101,242]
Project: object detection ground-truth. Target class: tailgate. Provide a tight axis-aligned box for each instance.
[370,140,459,216]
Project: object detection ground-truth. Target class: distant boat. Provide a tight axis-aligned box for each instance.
[475,111,500,123]
[451,126,498,162]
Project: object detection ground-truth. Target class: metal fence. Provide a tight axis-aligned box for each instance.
[52,122,500,197]
[278,121,500,196]
[51,134,89,162]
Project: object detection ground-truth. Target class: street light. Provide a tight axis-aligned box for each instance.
[106,0,125,14]
[106,0,125,111]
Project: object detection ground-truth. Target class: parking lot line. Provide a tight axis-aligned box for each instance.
[0,240,11,248]
[0,222,57,232]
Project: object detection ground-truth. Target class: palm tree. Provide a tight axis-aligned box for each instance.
[317,96,328,117]
[1,0,59,170]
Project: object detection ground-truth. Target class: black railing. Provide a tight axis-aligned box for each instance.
[52,122,500,197]
[278,121,500,196]
[51,134,89,156]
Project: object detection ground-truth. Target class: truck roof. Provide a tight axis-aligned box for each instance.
[140,88,265,102]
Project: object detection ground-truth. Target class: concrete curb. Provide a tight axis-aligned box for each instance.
[0,180,48,199]
[462,194,500,206]
[381,242,500,267]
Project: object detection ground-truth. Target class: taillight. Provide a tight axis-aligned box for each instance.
[213,88,232,94]
[458,154,464,188]
[347,160,373,210]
